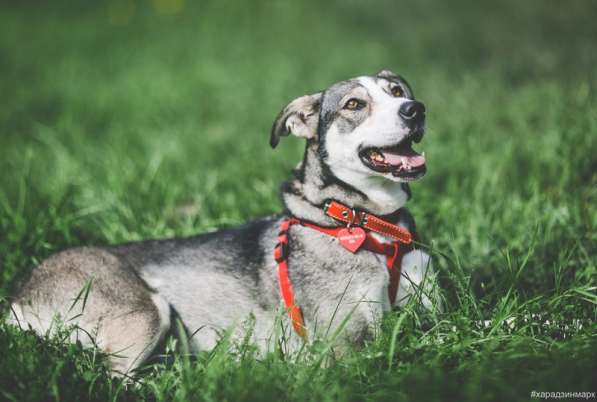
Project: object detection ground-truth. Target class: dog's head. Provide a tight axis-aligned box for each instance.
[271,70,426,195]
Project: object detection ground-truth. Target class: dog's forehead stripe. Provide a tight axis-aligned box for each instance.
[322,77,388,111]
[357,76,391,100]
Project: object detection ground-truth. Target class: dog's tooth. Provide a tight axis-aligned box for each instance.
[421,151,426,158]
[370,151,384,162]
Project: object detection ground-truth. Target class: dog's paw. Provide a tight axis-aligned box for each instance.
[396,250,443,312]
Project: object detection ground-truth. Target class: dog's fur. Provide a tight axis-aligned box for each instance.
[8,70,441,373]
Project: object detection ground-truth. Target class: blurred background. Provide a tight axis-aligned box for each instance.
[0,0,595,297]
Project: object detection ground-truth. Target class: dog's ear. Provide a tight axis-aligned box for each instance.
[270,92,322,148]
[376,69,399,80]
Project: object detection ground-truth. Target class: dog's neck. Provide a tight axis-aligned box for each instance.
[281,143,410,226]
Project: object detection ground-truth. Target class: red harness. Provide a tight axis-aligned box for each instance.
[273,200,414,339]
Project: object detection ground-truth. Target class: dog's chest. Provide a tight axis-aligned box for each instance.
[287,226,392,290]
[285,226,394,331]
[285,220,413,299]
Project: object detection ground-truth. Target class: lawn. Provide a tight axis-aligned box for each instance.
[0,0,595,401]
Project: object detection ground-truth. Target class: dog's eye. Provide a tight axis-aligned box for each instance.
[390,85,403,97]
[344,98,364,110]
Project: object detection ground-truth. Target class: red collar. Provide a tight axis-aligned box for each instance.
[274,200,414,339]
[323,200,412,244]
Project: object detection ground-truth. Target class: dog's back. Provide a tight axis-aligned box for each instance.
[8,215,283,372]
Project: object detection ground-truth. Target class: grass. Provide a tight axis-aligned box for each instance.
[0,0,596,401]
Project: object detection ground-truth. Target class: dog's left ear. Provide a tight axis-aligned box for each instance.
[270,92,322,148]
[376,69,399,80]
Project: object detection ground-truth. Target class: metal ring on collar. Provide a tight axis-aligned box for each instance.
[346,208,357,230]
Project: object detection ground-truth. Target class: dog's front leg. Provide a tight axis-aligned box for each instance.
[313,272,389,358]
[395,249,443,312]
[339,274,390,352]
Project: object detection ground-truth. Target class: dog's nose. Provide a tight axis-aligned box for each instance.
[399,101,426,125]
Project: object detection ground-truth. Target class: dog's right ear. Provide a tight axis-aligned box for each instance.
[270,92,322,148]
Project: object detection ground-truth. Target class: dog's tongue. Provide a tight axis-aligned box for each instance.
[380,147,426,168]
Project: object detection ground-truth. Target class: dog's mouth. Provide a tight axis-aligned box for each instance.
[359,139,426,181]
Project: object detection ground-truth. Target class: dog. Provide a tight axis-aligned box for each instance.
[8,69,441,373]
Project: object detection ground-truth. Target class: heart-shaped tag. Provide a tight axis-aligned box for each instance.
[337,227,366,253]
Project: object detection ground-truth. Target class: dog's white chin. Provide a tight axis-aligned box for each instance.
[384,173,424,183]
[379,171,409,183]
[330,165,410,213]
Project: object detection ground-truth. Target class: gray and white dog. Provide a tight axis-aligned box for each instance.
[9,70,441,373]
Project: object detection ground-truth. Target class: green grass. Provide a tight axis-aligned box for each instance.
[1,0,596,401]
